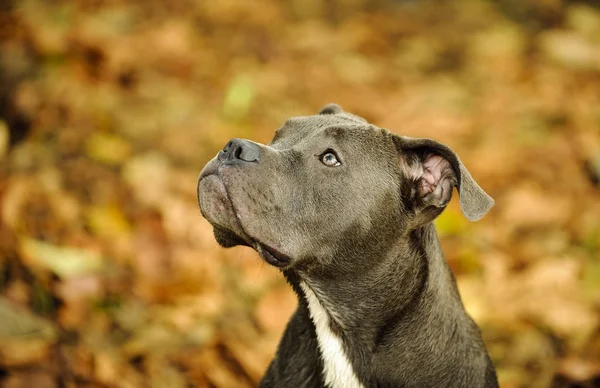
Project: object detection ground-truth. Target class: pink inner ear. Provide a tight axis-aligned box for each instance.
[420,154,453,196]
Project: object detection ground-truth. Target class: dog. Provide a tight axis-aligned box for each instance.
[197,104,498,387]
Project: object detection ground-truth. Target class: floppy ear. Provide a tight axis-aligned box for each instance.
[393,135,494,221]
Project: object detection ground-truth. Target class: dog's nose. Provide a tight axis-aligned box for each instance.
[219,138,260,164]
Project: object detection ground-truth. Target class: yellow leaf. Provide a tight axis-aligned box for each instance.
[87,204,131,239]
[20,238,103,278]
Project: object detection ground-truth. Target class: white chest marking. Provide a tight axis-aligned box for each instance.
[299,281,365,388]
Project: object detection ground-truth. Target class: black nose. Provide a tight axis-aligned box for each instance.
[219,138,260,164]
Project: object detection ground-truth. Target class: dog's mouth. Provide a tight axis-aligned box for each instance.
[255,243,291,268]
[198,171,292,269]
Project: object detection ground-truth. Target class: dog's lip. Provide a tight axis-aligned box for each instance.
[198,171,254,245]
[255,242,292,268]
[198,155,227,182]
[199,167,218,182]
[198,171,292,268]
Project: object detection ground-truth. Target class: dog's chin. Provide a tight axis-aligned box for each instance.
[212,226,292,268]
[213,226,251,248]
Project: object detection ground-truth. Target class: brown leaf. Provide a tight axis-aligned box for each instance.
[501,185,572,229]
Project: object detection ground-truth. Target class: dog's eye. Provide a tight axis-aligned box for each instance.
[320,150,341,167]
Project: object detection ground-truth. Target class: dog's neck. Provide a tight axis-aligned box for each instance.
[285,222,468,355]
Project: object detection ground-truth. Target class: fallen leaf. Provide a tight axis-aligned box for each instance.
[501,185,571,229]
[539,31,600,71]
[0,297,57,366]
[19,238,104,278]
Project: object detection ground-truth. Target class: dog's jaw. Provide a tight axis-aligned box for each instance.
[198,166,294,269]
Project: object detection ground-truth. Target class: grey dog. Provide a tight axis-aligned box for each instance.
[197,104,498,388]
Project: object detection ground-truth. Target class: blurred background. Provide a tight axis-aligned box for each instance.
[0,0,599,387]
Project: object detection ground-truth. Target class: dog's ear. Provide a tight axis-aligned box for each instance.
[319,103,344,115]
[319,104,369,124]
[393,135,494,221]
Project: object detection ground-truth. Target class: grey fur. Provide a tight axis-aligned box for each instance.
[197,105,498,388]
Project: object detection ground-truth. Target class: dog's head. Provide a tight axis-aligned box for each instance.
[197,104,493,270]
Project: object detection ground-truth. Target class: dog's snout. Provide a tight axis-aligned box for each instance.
[219,138,260,164]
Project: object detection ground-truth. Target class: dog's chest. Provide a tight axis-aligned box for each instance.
[299,282,365,388]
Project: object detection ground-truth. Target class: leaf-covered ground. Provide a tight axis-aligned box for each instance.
[1,0,599,387]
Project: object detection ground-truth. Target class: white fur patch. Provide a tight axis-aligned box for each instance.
[299,281,365,388]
